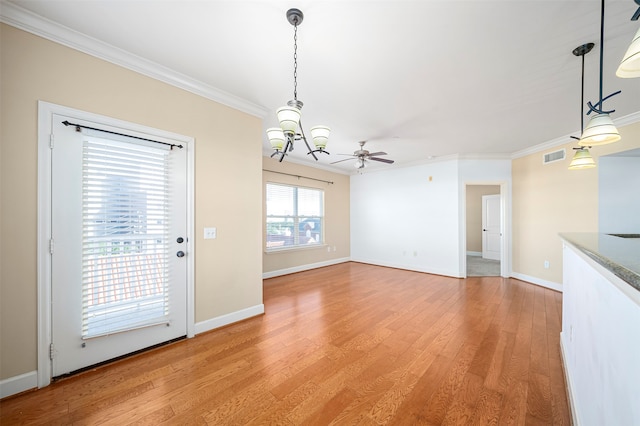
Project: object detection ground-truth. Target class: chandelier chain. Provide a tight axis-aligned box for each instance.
[293,23,298,100]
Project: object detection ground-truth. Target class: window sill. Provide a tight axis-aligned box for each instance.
[265,244,327,254]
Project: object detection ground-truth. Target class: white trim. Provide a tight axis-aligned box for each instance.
[560,332,580,426]
[349,258,463,279]
[0,371,37,399]
[262,257,351,279]
[37,101,196,388]
[0,2,267,119]
[466,251,482,257]
[194,304,265,335]
[510,272,563,292]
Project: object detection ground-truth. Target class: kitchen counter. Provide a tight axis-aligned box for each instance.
[560,233,640,425]
[560,232,640,293]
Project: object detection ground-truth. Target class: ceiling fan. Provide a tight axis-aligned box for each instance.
[330,141,395,169]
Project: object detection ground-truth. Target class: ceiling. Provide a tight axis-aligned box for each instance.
[3,0,640,173]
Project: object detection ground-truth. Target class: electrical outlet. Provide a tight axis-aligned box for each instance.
[204,227,217,239]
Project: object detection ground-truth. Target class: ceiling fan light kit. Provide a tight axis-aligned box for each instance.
[579,0,621,147]
[616,1,640,78]
[267,8,330,162]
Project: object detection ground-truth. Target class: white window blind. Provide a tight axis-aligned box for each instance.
[82,138,171,338]
[266,183,323,249]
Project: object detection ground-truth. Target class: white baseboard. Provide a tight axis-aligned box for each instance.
[560,332,580,426]
[350,257,463,279]
[466,251,482,257]
[194,304,264,335]
[262,257,350,279]
[510,272,562,292]
[0,370,37,399]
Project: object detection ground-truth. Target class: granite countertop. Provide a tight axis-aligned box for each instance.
[560,232,640,293]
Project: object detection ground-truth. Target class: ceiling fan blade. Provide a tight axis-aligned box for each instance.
[369,157,394,164]
[367,152,387,157]
[330,158,356,164]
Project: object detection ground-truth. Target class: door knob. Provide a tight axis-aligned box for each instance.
[176,251,185,258]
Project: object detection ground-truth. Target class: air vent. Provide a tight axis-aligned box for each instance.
[543,149,566,165]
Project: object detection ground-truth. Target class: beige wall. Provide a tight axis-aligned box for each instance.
[262,157,350,274]
[0,24,263,380]
[466,185,500,253]
[512,120,640,284]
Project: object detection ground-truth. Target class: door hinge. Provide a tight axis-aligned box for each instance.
[49,238,54,255]
[49,343,55,360]
[49,133,54,149]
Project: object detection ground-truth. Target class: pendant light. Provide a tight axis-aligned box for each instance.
[616,0,640,78]
[266,8,330,162]
[579,0,621,146]
[569,43,597,170]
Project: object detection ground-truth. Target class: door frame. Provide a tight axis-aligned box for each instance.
[37,101,195,388]
[461,182,510,278]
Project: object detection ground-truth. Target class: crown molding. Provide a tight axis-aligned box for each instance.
[511,110,640,160]
[0,1,268,119]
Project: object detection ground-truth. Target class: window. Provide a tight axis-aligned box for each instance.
[266,183,324,250]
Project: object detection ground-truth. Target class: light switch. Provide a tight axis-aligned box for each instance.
[204,227,217,239]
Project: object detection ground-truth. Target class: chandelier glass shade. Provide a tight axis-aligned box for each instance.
[569,148,596,170]
[267,9,330,162]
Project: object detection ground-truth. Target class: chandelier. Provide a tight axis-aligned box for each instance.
[266,8,330,162]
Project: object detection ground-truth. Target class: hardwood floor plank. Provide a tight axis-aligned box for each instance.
[440,372,484,425]
[0,263,570,425]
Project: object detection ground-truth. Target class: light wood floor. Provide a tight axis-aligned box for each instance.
[1,262,570,425]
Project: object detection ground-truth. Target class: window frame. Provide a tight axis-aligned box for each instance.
[265,182,325,252]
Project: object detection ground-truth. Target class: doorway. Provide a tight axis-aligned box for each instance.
[466,185,501,276]
[38,102,195,386]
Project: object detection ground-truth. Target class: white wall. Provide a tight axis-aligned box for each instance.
[561,242,640,426]
[351,160,460,276]
[350,158,511,277]
[599,155,640,233]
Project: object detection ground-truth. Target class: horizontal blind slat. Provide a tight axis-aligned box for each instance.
[82,138,171,338]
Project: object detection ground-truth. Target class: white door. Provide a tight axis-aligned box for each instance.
[482,194,501,261]
[50,114,188,376]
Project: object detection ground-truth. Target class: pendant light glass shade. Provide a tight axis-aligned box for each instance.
[354,158,365,169]
[310,126,330,149]
[569,148,596,170]
[276,106,301,135]
[266,128,286,150]
[579,113,621,146]
[616,27,640,78]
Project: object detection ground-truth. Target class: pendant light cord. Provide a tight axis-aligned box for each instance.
[598,0,604,106]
